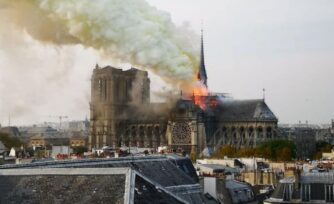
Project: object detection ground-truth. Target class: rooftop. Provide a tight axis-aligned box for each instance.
[0,156,205,203]
[216,99,278,122]
[0,141,7,153]
[0,168,187,204]
[301,172,334,184]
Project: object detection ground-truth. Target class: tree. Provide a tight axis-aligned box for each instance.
[213,145,236,158]
[258,140,296,161]
[0,133,22,148]
[277,147,292,161]
[211,140,296,161]
[235,147,256,158]
[190,152,197,163]
[260,147,273,160]
[72,146,88,155]
[313,141,332,160]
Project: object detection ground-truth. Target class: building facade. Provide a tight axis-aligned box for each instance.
[89,37,278,155]
[89,65,152,149]
[265,173,334,204]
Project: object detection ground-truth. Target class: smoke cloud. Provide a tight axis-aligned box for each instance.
[0,0,200,87]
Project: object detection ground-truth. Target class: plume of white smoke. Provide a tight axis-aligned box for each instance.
[0,14,93,125]
[0,0,200,88]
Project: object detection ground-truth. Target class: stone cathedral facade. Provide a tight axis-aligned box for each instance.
[89,37,278,155]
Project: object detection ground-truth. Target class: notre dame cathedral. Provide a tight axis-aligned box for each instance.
[89,35,278,155]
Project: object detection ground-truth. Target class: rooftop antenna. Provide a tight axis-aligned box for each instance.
[262,88,266,101]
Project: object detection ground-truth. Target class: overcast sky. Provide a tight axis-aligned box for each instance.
[0,0,333,126]
[147,0,334,124]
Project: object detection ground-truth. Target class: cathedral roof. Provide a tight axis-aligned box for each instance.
[122,103,169,121]
[215,99,278,122]
[0,127,21,137]
[0,141,7,153]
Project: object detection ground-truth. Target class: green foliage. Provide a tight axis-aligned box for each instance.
[315,141,332,152]
[72,146,88,155]
[34,150,46,158]
[235,147,259,158]
[277,147,292,161]
[314,141,332,160]
[258,140,296,161]
[0,133,22,148]
[190,152,197,163]
[213,140,296,161]
[213,145,236,158]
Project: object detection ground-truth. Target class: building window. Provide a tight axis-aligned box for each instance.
[302,184,310,202]
[98,79,102,100]
[326,184,334,202]
[249,127,254,138]
[246,189,254,199]
[266,127,272,138]
[105,79,108,101]
[115,79,120,102]
[283,184,292,201]
[257,127,263,138]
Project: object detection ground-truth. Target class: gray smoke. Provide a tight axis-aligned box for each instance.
[0,0,200,87]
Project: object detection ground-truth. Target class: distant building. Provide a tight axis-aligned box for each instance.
[30,134,45,147]
[264,172,334,203]
[279,127,316,160]
[197,158,259,171]
[242,171,277,186]
[0,126,21,137]
[202,177,256,204]
[69,131,87,147]
[20,126,58,144]
[29,132,69,147]
[293,128,316,160]
[197,164,239,178]
[0,141,7,156]
[315,128,333,143]
[322,149,334,159]
[89,34,278,155]
[0,141,6,151]
[51,146,72,158]
[21,126,58,135]
[279,120,334,145]
[66,120,89,132]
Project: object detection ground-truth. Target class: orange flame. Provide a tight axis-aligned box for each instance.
[193,82,208,110]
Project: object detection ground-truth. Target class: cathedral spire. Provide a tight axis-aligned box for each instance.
[197,28,208,87]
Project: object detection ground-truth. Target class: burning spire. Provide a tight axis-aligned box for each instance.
[192,28,209,110]
[197,28,208,87]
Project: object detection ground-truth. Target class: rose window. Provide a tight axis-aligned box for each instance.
[172,122,191,144]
